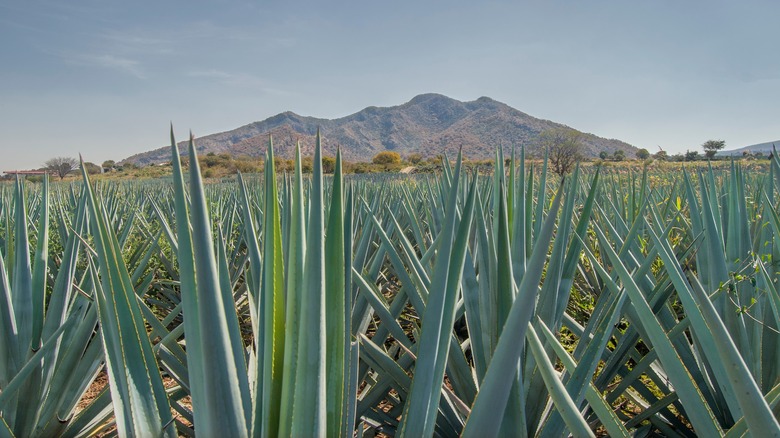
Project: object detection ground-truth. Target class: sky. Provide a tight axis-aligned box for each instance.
[1,1,779,170]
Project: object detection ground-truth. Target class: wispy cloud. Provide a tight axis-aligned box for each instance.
[187,69,292,95]
[74,54,147,79]
[101,33,174,55]
[97,21,296,56]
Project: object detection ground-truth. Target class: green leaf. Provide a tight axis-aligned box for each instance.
[185,136,251,435]
[325,148,347,437]
[79,158,176,438]
[462,182,564,438]
[526,323,595,438]
[250,137,286,438]
[399,150,470,438]
[290,130,328,437]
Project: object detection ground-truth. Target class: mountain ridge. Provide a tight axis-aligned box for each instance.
[719,139,780,156]
[121,93,638,165]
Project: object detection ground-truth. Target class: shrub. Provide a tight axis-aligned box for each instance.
[372,151,401,165]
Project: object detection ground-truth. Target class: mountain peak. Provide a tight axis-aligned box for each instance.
[121,94,637,165]
[407,93,455,104]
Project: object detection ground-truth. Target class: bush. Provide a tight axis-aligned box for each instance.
[82,162,102,175]
[372,151,401,165]
[322,156,336,173]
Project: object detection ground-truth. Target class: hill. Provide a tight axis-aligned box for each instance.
[719,140,779,156]
[121,94,638,165]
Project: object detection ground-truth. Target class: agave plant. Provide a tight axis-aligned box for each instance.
[138,128,357,438]
[0,175,120,438]
[3,131,780,438]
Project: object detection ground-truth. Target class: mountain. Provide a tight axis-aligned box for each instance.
[718,140,780,156]
[121,94,638,165]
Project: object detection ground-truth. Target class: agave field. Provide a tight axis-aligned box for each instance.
[1,130,780,437]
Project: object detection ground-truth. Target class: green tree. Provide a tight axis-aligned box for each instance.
[322,156,336,173]
[372,151,402,165]
[702,139,726,159]
[612,150,626,162]
[685,150,700,161]
[407,153,423,164]
[102,160,116,170]
[82,162,102,175]
[599,151,609,160]
[301,156,314,173]
[636,148,650,160]
[537,127,583,176]
[654,150,668,161]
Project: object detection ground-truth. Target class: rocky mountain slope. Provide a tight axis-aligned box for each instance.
[122,94,637,165]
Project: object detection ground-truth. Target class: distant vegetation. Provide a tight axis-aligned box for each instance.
[11,142,770,184]
[44,156,79,179]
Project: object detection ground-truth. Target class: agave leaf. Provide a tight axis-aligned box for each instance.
[290,130,328,437]
[185,136,251,435]
[277,143,306,438]
[60,385,114,438]
[169,127,207,426]
[539,250,627,438]
[0,315,74,409]
[398,150,470,438]
[358,334,412,395]
[536,318,630,438]
[43,192,87,339]
[343,340,360,438]
[29,174,48,351]
[0,237,18,390]
[80,159,176,438]
[250,137,286,438]
[462,182,564,438]
[167,131,251,436]
[33,299,101,435]
[592,222,722,436]
[325,148,347,437]
[0,416,12,438]
[352,267,412,348]
[526,323,595,438]
[723,381,780,437]
[11,177,32,363]
[342,184,356,438]
[493,179,526,436]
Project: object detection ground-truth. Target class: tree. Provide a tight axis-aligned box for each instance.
[102,160,116,170]
[685,150,699,161]
[82,162,102,175]
[44,157,79,180]
[654,150,668,161]
[372,151,401,165]
[599,151,609,160]
[301,156,314,173]
[612,150,625,162]
[274,157,293,173]
[322,156,336,174]
[702,139,726,159]
[636,148,650,160]
[537,128,583,176]
[407,153,423,164]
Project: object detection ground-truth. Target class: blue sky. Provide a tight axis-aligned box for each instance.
[1,1,778,170]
